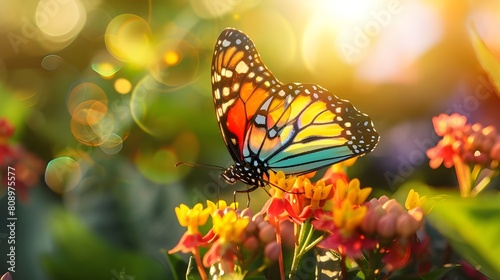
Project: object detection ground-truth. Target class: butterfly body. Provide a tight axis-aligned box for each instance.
[212,28,379,188]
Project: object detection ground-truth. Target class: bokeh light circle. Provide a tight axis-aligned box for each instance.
[67,82,108,115]
[99,133,123,155]
[133,131,200,184]
[149,40,199,87]
[91,50,122,78]
[114,78,132,94]
[66,82,124,147]
[35,0,87,43]
[105,14,153,66]
[188,0,262,19]
[41,54,64,70]
[45,157,82,193]
[71,100,108,125]
[130,76,185,138]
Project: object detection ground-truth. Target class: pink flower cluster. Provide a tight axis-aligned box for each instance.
[427,113,500,169]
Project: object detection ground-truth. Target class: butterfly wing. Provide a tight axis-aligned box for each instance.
[211,28,279,163]
[212,28,379,180]
[243,83,379,175]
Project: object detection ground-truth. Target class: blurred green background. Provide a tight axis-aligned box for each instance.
[1,0,500,279]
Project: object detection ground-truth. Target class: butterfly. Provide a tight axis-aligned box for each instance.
[211,28,379,191]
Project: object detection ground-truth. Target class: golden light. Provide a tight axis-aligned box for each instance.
[105,14,153,66]
[114,78,132,94]
[92,62,119,78]
[35,0,87,43]
[311,0,378,25]
[163,50,181,66]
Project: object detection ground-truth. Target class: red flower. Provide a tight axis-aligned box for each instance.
[318,230,377,259]
[259,171,302,225]
[426,136,458,169]
[169,232,206,254]
[382,240,411,272]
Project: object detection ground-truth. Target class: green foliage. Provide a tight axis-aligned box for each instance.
[427,191,500,278]
[0,85,30,138]
[42,209,168,280]
[390,264,461,280]
[469,24,500,97]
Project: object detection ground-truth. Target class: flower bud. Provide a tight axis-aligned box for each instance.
[240,208,253,218]
[467,133,483,151]
[361,205,383,234]
[243,236,259,252]
[252,214,264,224]
[377,213,398,238]
[383,199,404,215]
[245,220,257,233]
[264,241,281,262]
[368,197,381,208]
[258,223,276,244]
[378,195,390,205]
[1,272,13,280]
[395,212,418,237]
[490,142,500,162]
[408,207,424,225]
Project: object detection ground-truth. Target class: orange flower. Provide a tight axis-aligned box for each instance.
[259,171,302,225]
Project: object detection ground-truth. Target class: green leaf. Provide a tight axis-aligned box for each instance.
[162,250,188,280]
[427,192,500,278]
[469,24,500,97]
[390,264,461,280]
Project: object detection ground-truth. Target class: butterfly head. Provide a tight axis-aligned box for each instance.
[221,166,238,185]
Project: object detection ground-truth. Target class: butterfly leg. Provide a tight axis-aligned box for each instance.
[233,185,260,207]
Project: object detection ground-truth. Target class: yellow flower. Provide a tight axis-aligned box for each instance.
[174,203,211,234]
[206,200,238,214]
[333,200,367,235]
[212,210,250,243]
[405,189,428,211]
[334,178,372,206]
[268,170,296,199]
[304,179,333,209]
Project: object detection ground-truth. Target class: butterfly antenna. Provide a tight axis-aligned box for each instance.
[175,161,225,170]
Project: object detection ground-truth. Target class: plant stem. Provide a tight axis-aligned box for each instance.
[192,248,207,280]
[289,222,306,279]
[340,255,347,279]
[453,155,470,197]
[275,221,285,280]
[302,235,324,253]
[471,170,497,196]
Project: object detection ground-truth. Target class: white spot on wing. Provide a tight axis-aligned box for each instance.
[221,98,235,113]
[222,87,230,96]
[235,61,249,74]
[232,83,239,92]
[222,39,230,47]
